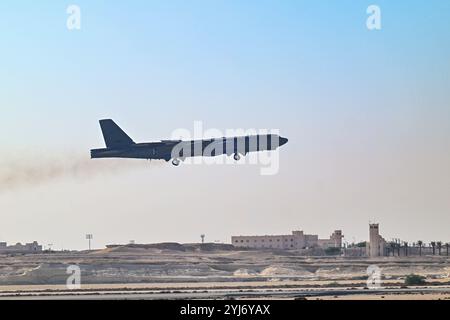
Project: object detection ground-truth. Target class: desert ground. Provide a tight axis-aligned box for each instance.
[0,243,449,300]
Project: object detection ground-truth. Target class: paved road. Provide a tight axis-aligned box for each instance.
[1,286,450,300]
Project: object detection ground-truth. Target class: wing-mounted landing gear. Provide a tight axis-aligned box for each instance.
[233,153,241,161]
[172,158,181,166]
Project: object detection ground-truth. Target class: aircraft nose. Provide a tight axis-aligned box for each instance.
[279,136,288,146]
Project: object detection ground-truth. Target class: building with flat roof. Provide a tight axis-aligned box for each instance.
[231,230,343,250]
[0,241,42,254]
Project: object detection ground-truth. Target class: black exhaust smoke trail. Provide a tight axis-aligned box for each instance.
[0,154,153,193]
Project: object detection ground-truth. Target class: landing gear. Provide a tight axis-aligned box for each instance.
[233,153,241,161]
[172,158,181,166]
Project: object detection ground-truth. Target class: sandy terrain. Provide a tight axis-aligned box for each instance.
[314,293,450,300]
[0,243,449,299]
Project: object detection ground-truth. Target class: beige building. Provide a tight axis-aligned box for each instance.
[366,224,386,257]
[318,230,344,248]
[0,241,42,253]
[232,230,343,250]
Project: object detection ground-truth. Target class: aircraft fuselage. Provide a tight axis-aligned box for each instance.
[90,119,288,166]
[91,135,288,161]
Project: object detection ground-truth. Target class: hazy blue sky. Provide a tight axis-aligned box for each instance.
[1,1,449,249]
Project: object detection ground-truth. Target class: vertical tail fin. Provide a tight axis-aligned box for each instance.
[99,119,135,148]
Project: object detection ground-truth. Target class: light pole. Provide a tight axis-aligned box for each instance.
[86,234,93,251]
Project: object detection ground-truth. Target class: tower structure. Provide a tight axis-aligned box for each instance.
[368,224,386,257]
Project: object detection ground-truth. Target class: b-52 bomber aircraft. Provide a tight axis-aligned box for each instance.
[91,119,288,166]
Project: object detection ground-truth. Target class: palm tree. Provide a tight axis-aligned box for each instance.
[437,242,442,256]
[431,242,436,255]
[446,243,449,256]
[417,240,423,256]
[404,242,408,256]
